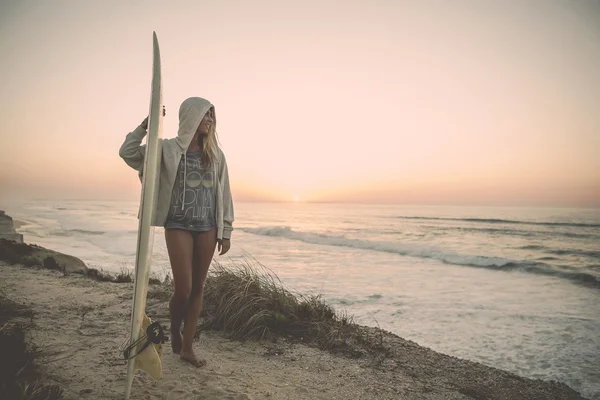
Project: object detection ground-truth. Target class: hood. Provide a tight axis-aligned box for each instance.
[175,97,214,150]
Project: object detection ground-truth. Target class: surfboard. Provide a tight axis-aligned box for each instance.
[124,31,164,400]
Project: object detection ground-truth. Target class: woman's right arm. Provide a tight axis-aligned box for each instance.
[119,118,148,172]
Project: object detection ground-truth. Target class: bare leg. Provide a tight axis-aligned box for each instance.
[180,229,217,367]
[164,229,194,354]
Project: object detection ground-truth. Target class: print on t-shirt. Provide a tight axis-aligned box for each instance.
[165,152,216,230]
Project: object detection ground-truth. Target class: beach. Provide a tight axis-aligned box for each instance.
[0,233,590,399]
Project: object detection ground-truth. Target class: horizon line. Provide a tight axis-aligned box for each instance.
[6,198,600,210]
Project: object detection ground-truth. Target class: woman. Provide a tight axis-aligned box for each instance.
[119,97,234,367]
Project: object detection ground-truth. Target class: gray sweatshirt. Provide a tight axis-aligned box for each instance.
[119,97,234,240]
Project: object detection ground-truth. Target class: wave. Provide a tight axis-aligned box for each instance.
[394,216,600,228]
[50,229,106,237]
[333,294,384,306]
[241,226,600,289]
[71,229,106,236]
[536,256,559,261]
[423,226,599,240]
[520,245,545,250]
[547,249,600,258]
[435,226,539,238]
[518,245,600,259]
[453,227,599,240]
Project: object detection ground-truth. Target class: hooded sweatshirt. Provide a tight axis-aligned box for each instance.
[119,97,234,240]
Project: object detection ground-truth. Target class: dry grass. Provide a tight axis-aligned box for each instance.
[86,267,164,285]
[200,259,364,355]
[86,267,117,282]
[147,273,173,302]
[113,268,134,283]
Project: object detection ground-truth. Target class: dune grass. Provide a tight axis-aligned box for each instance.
[200,259,366,355]
[86,266,163,285]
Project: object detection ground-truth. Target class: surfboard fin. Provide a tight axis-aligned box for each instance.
[133,314,164,379]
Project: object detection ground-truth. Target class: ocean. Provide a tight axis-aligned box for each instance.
[4,200,600,399]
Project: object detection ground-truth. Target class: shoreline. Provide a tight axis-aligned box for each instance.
[0,257,589,399]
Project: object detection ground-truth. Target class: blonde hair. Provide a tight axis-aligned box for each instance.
[201,107,219,168]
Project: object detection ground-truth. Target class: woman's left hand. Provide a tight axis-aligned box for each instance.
[217,239,230,255]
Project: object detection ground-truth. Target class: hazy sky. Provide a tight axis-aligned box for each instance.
[1,0,599,206]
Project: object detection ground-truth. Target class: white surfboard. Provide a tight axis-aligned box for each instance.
[124,31,164,400]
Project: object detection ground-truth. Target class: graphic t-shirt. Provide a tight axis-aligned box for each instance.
[164,151,216,231]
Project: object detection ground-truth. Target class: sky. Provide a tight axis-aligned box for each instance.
[0,0,599,207]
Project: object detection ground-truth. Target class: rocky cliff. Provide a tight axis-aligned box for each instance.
[0,210,23,243]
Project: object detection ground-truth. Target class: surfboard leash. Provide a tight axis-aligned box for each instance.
[120,321,169,360]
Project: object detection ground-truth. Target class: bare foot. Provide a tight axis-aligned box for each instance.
[180,350,206,367]
[171,330,183,354]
